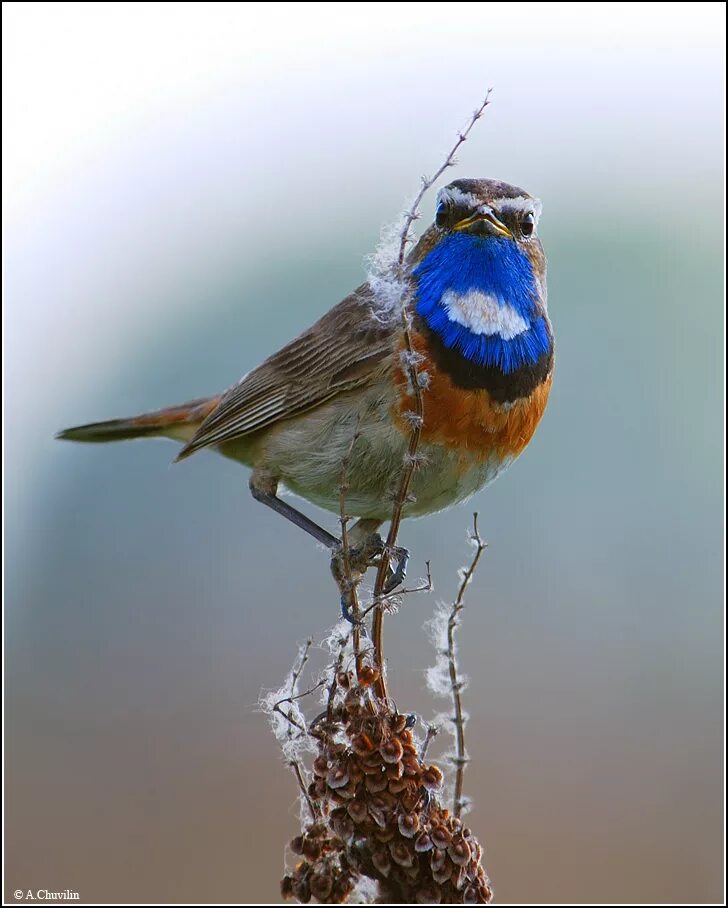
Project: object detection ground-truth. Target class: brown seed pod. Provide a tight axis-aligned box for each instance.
[421,765,444,790]
[292,875,311,903]
[329,810,355,842]
[400,786,422,813]
[351,732,375,757]
[371,847,391,877]
[365,771,389,794]
[312,755,329,777]
[346,799,368,824]
[327,765,350,790]
[358,665,380,687]
[368,798,388,829]
[389,839,414,868]
[430,848,448,873]
[397,812,420,838]
[432,859,454,885]
[401,755,420,776]
[373,824,396,843]
[391,713,408,734]
[280,875,295,900]
[309,870,333,901]
[380,737,404,764]
[302,836,322,862]
[289,835,305,855]
[430,824,451,850]
[388,776,410,795]
[448,836,472,866]
[451,863,468,891]
[414,831,434,853]
[415,885,442,904]
[385,761,404,780]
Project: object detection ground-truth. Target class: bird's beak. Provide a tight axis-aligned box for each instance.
[453,208,513,238]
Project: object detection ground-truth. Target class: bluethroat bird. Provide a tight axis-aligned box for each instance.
[58,179,553,590]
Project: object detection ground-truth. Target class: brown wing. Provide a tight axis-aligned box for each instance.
[176,285,395,459]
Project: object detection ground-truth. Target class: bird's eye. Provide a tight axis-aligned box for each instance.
[521,212,535,237]
[435,200,449,228]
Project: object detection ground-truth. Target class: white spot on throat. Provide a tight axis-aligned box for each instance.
[442,289,529,339]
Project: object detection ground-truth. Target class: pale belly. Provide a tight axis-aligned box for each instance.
[220,385,513,521]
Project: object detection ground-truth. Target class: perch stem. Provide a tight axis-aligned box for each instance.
[448,513,487,818]
[371,92,493,702]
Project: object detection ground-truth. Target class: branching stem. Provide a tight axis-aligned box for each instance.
[371,92,493,701]
[448,513,487,818]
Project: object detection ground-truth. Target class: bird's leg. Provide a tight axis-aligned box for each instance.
[249,473,339,549]
[331,519,383,624]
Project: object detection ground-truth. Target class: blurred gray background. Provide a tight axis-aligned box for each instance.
[4,2,724,904]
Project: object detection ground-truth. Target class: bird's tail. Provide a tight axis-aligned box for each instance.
[56,396,221,445]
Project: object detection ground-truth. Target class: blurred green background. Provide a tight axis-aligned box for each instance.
[4,2,724,904]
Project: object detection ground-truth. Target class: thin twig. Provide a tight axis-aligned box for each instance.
[290,759,318,822]
[419,723,440,762]
[326,630,351,724]
[338,424,363,673]
[448,513,487,818]
[371,92,493,700]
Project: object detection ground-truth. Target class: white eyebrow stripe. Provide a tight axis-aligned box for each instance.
[437,186,480,208]
[491,196,543,220]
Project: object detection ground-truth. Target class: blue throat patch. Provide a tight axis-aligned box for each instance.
[413,233,551,374]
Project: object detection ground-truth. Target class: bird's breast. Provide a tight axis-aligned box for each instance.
[394,330,553,463]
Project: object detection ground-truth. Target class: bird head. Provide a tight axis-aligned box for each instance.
[410,178,551,380]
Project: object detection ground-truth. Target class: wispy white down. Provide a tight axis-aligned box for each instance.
[365,212,414,325]
[442,288,529,339]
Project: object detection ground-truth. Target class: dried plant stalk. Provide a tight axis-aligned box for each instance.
[447,514,487,818]
[265,96,496,904]
[371,92,493,701]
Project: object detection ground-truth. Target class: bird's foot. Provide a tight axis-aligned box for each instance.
[382,545,409,595]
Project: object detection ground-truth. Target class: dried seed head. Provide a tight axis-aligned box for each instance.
[312,755,328,778]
